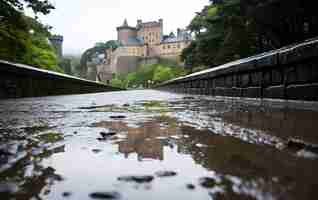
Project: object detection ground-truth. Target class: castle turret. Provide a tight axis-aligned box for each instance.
[49,35,63,59]
[137,19,142,29]
[116,19,138,45]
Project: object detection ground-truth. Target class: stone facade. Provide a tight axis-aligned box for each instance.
[97,19,192,83]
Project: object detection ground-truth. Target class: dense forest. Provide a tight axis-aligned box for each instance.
[0,0,64,72]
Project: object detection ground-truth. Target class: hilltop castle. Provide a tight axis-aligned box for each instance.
[96,19,192,83]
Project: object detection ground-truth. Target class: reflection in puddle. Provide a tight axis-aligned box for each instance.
[1,90,318,200]
[93,118,181,161]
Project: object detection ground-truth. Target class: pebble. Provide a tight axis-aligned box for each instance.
[287,139,306,151]
[186,184,196,190]
[296,149,318,159]
[275,142,285,150]
[155,170,177,177]
[170,135,181,140]
[62,192,72,197]
[199,177,217,188]
[90,191,121,199]
[195,143,209,148]
[100,131,117,138]
[110,115,126,119]
[287,139,318,154]
[92,149,102,154]
[183,96,195,100]
[117,175,154,183]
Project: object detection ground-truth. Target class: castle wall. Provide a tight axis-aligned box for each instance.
[117,29,138,45]
[159,41,190,56]
[116,56,141,74]
[115,46,147,57]
[96,63,113,84]
[138,57,160,66]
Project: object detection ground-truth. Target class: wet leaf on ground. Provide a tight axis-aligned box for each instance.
[117,175,154,183]
[155,170,177,177]
[89,191,121,199]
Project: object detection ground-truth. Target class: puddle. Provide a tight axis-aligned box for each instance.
[1,90,318,200]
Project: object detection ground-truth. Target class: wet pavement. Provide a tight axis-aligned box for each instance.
[0,90,318,200]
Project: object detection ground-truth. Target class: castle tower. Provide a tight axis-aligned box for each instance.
[49,35,63,59]
[136,19,163,46]
[116,19,138,45]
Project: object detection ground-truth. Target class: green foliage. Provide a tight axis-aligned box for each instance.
[110,64,188,89]
[80,40,119,78]
[2,0,55,15]
[0,0,62,73]
[110,77,125,89]
[182,0,258,69]
[153,66,174,82]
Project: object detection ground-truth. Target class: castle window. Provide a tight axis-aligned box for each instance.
[163,46,166,49]
[177,44,181,48]
[168,45,171,49]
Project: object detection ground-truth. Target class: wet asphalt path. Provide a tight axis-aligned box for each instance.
[1,90,318,200]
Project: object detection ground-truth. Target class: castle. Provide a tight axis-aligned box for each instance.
[96,19,192,83]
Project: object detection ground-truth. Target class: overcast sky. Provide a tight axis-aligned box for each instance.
[37,0,209,55]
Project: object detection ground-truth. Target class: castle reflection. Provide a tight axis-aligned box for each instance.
[93,118,181,161]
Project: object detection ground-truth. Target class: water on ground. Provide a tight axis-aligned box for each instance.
[0,90,318,200]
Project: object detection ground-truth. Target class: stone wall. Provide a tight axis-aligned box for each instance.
[0,60,122,99]
[116,56,141,74]
[138,57,160,66]
[157,38,318,102]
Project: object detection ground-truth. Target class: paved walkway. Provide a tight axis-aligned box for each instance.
[1,90,318,200]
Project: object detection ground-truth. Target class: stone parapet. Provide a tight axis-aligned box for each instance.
[157,37,318,102]
[0,60,122,99]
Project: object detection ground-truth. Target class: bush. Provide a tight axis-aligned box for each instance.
[110,64,188,89]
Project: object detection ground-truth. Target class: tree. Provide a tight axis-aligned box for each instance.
[1,0,54,15]
[182,0,258,68]
[0,0,61,72]
[80,40,119,78]
[153,66,173,83]
[110,64,187,89]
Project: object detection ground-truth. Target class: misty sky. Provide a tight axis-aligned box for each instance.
[37,0,209,55]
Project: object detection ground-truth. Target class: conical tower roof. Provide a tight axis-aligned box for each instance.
[122,19,128,27]
[117,18,136,31]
